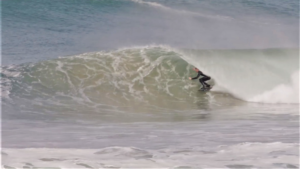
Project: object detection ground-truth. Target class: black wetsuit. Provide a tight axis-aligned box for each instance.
[192,71,211,88]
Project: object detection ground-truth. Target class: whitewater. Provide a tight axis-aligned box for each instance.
[1,0,299,168]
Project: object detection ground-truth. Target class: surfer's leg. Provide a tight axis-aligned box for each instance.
[199,78,206,88]
[200,77,210,88]
[204,77,211,88]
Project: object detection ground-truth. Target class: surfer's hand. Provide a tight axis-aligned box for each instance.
[189,77,192,80]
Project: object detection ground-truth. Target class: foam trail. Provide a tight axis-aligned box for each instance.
[130,0,288,27]
[249,70,299,104]
[2,142,299,168]
[130,0,232,20]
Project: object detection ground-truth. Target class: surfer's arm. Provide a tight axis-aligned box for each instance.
[191,72,201,80]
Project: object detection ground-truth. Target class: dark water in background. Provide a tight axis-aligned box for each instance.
[2,0,299,65]
[1,0,299,168]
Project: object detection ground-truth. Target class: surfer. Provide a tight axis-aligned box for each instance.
[189,67,211,90]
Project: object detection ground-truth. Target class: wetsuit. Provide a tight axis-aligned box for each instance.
[192,71,211,88]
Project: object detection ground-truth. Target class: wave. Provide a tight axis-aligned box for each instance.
[179,48,299,104]
[1,46,298,115]
[1,46,205,115]
[249,70,299,103]
[130,0,233,20]
[129,0,288,26]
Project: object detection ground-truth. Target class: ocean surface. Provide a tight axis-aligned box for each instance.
[1,0,299,168]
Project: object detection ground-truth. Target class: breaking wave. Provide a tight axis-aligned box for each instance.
[1,46,298,116]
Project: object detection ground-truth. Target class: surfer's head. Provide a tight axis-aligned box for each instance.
[193,67,199,72]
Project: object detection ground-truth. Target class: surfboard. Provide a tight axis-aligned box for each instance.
[199,86,212,92]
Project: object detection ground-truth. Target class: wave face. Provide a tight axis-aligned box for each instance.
[1,46,298,118]
[1,46,200,117]
[180,48,299,103]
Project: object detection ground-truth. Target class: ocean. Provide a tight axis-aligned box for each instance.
[1,0,299,168]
